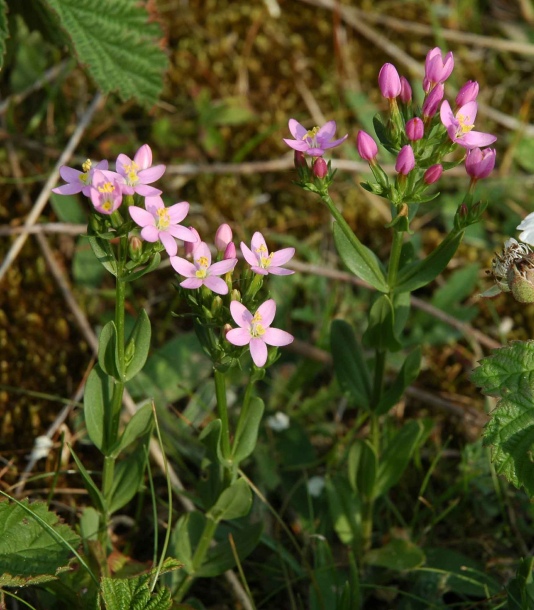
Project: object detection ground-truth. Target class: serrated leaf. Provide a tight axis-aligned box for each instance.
[43,0,168,107]
[0,0,8,70]
[100,572,172,610]
[0,498,80,584]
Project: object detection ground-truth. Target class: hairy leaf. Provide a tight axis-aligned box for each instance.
[472,341,534,495]
[43,0,168,107]
[0,498,79,586]
[100,573,172,610]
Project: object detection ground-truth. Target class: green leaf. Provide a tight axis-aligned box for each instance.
[347,440,377,499]
[232,397,265,463]
[472,341,534,494]
[109,446,148,513]
[362,294,402,352]
[375,347,421,415]
[333,222,388,292]
[87,234,117,276]
[207,478,252,523]
[394,230,464,293]
[124,252,161,282]
[196,522,263,577]
[49,192,86,224]
[111,403,153,458]
[42,0,168,107]
[325,474,361,546]
[84,364,113,452]
[69,445,106,513]
[0,0,7,70]
[507,556,534,610]
[100,573,172,610]
[374,419,433,497]
[0,497,80,586]
[171,512,206,575]
[98,321,121,380]
[331,319,372,409]
[364,538,425,571]
[124,309,151,381]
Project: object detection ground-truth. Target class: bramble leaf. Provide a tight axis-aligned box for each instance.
[42,0,168,107]
[472,341,534,495]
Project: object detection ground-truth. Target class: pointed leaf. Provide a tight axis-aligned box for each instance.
[325,474,362,546]
[70,446,106,513]
[207,478,252,523]
[362,294,402,352]
[98,321,121,380]
[124,252,161,282]
[111,403,153,458]
[232,397,265,463]
[109,446,148,513]
[84,364,113,452]
[375,347,421,415]
[124,309,151,381]
[87,234,117,276]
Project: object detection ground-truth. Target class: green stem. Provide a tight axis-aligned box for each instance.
[233,377,255,449]
[214,368,231,460]
[387,229,404,289]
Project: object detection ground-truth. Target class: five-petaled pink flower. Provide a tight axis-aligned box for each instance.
[226,299,293,367]
[129,196,197,256]
[241,232,295,276]
[116,144,166,196]
[53,159,109,197]
[283,119,348,157]
[440,100,497,149]
[89,170,123,215]
[170,241,237,295]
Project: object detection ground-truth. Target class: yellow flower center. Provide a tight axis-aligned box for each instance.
[123,161,139,185]
[79,172,90,185]
[306,126,320,140]
[255,244,272,268]
[156,207,170,230]
[251,312,265,337]
[101,201,112,212]
[82,159,92,173]
[97,182,114,194]
[456,113,474,136]
[195,268,207,279]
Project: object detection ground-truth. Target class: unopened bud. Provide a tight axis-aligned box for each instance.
[356,130,378,162]
[211,295,223,316]
[399,76,412,103]
[313,157,328,179]
[185,227,201,258]
[223,323,233,339]
[294,150,308,170]
[424,164,443,185]
[508,255,534,303]
[456,80,479,107]
[378,63,401,99]
[405,117,424,141]
[128,235,143,261]
[215,223,232,252]
[223,242,236,260]
[395,145,415,175]
[230,289,241,302]
[422,83,444,118]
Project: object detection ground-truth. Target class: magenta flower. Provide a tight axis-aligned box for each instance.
[465,147,496,180]
[440,100,497,149]
[241,232,295,276]
[356,131,378,162]
[456,81,479,107]
[313,157,328,179]
[424,164,443,185]
[116,144,165,196]
[53,159,109,197]
[399,76,412,103]
[406,117,424,141]
[89,170,123,214]
[422,83,444,118]
[283,119,348,157]
[226,299,293,367]
[424,47,454,91]
[129,196,197,256]
[214,224,233,252]
[395,145,416,175]
[170,241,237,295]
[378,63,401,99]
[185,227,201,258]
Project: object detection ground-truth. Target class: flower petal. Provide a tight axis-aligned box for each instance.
[129,206,155,227]
[282,139,310,152]
[170,256,197,277]
[160,231,177,256]
[439,100,454,128]
[167,201,189,223]
[268,267,294,276]
[135,184,162,197]
[52,183,83,195]
[459,131,497,149]
[226,328,251,346]
[138,164,166,184]
[240,242,259,267]
[316,120,336,142]
[249,338,268,367]
[168,225,197,242]
[251,232,267,253]
[144,195,164,214]
[230,301,253,328]
[257,299,276,327]
[321,134,348,150]
[270,247,295,267]
[133,144,152,169]
[116,154,133,175]
[288,118,308,140]
[209,258,237,276]
[194,242,212,266]
[263,328,294,347]
[59,166,82,182]
[140,225,160,243]
[181,277,203,290]
[203,276,228,294]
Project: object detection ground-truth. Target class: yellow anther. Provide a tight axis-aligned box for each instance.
[97,182,114,194]
[252,312,262,323]
[306,126,320,139]
[255,244,268,254]
[101,201,112,212]
[156,208,170,229]
[195,268,207,279]
[79,173,89,185]
[260,253,273,268]
[197,256,209,267]
[456,114,474,135]
[82,159,92,173]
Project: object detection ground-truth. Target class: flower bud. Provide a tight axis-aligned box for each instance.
[399,77,412,103]
[378,63,401,99]
[456,80,479,107]
[211,295,223,316]
[214,223,232,252]
[223,241,236,260]
[230,288,241,302]
[406,117,424,141]
[313,157,328,179]
[128,235,144,261]
[294,150,308,170]
[223,323,233,339]
[465,147,496,180]
[356,130,378,162]
[508,255,534,303]
[185,227,201,258]
[422,83,444,118]
[424,164,443,184]
[425,47,454,88]
[395,145,415,175]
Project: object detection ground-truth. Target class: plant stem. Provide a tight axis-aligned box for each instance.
[387,229,404,289]
[233,377,255,448]
[214,368,232,460]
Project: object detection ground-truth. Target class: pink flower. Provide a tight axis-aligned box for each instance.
[170,241,237,295]
[440,100,497,149]
[456,81,479,107]
[378,63,401,99]
[406,117,424,141]
[116,144,165,196]
[89,170,123,214]
[283,119,348,157]
[185,227,201,258]
[422,83,444,118]
[399,77,412,103]
[53,159,109,197]
[241,232,295,276]
[395,145,415,175]
[226,299,293,367]
[313,157,328,179]
[424,47,454,91]
[223,242,236,260]
[465,147,496,180]
[129,196,197,256]
[214,224,233,252]
[424,164,443,185]
[356,131,378,162]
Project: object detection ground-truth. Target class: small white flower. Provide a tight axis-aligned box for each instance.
[518,213,534,246]
[266,411,290,432]
[307,476,325,498]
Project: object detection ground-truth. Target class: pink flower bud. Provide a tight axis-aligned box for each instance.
[378,63,401,99]
[185,227,200,258]
[399,77,412,103]
[215,223,232,252]
[424,164,443,184]
[406,117,424,141]
[456,80,479,107]
[465,147,496,180]
[128,235,143,260]
[422,83,444,118]
[425,47,454,87]
[313,157,328,179]
[223,241,237,260]
[356,130,378,162]
[294,150,308,170]
[395,145,415,175]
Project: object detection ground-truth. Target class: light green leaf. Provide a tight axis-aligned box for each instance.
[42,0,168,107]
[325,474,361,546]
[333,222,388,292]
[472,341,534,495]
[124,252,161,283]
[111,403,153,458]
[232,397,265,463]
[109,447,148,513]
[207,478,252,523]
[362,294,402,352]
[49,192,86,224]
[331,319,371,409]
[0,0,7,70]
[87,234,117,276]
[171,512,206,575]
[0,497,79,586]
[364,538,425,571]
[347,440,377,499]
[98,321,121,380]
[375,347,421,415]
[84,364,113,452]
[70,446,106,513]
[124,309,151,381]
